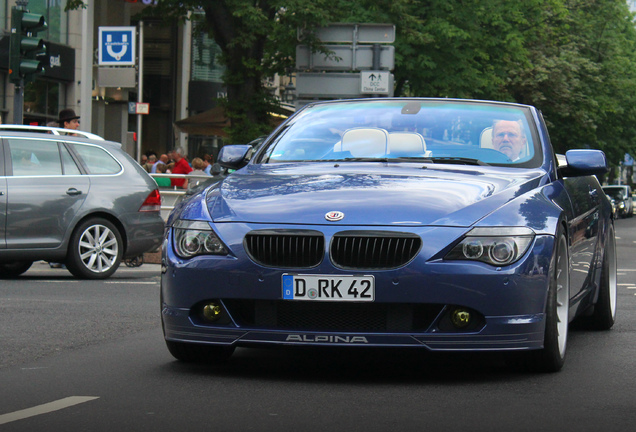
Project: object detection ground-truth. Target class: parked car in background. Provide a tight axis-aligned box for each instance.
[0,126,165,279]
[602,185,633,218]
[161,98,617,373]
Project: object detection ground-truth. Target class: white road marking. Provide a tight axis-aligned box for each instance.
[105,281,157,284]
[31,280,156,284]
[0,396,99,425]
[34,280,79,283]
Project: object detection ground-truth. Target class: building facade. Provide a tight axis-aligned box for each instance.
[0,0,229,161]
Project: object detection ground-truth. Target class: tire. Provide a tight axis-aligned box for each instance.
[66,218,123,279]
[0,261,33,278]
[528,229,570,372]
[166,340,235,364]
[587,222,617,330]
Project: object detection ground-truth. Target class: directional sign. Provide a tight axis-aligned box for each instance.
[99,26,136,66]
[299,24,395,44]
[296,72,394,98]
[296,45,395,71]
[360,71,390,94]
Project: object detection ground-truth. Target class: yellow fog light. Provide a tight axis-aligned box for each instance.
[451,308,471,328]
[202,302,222,322]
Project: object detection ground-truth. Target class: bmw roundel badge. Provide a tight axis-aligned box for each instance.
[325,211,345,221]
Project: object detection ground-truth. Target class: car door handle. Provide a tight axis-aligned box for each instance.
[66,188,82,196]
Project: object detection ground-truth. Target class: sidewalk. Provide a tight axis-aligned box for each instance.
[143,249,162,264]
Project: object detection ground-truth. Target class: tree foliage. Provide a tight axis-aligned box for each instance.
[68,0,636,168]
[341,0,636,169]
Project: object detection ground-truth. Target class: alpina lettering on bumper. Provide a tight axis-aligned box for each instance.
[286,335,369,343]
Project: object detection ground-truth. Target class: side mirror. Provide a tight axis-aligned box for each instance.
[218,145,253,170]
[558,149,609,177]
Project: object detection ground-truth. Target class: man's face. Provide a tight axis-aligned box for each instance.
[64,118,80,130]
[492,121,525,160]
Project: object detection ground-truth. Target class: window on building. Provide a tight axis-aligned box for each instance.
[191,15,225,83]
[23,80,62,124]
[27,0,68,45]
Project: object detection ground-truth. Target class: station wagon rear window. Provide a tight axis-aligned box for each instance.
[72,144,122,174]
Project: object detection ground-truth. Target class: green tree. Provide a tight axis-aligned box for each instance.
[347,0,636,167]
[142,0,349,143]
[66,0,636,167]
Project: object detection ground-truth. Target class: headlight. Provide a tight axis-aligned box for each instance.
[173,220,229,258]
[445,227,535,266]
[619,201,626,209]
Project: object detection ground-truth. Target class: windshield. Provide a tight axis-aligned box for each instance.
[258,100,541,166]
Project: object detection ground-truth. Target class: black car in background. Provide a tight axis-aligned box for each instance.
[602,185,633,218]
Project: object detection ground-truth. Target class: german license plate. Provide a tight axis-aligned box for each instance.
[282,274,375,302]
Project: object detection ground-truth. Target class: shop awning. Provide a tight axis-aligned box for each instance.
[174,104,296,137]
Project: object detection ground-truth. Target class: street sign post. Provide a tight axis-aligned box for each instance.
[295,23,395,105]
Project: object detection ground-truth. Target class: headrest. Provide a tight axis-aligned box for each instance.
[339,128,389,157]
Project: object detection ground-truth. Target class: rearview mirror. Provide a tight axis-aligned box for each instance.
[218,145,252,170]
[558,149,609,177]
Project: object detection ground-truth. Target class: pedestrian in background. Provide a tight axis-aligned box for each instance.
[188,157,209,177]
[154,163,172,187]
[58,109,80,136]
[151,154,169,173]
[170,147,192,189]
[144,154,157,172]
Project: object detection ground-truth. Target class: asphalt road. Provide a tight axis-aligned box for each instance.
[1,218,635,431]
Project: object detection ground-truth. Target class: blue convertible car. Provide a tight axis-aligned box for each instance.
[161,99,617,372]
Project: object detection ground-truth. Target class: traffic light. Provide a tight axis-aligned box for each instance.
[9,6,48,84]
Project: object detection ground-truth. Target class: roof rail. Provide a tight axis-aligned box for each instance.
[0,125,105,141]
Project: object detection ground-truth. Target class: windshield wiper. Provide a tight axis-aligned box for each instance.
[320,156,490,166]
[427,157,490,166]
[340,157,391,162]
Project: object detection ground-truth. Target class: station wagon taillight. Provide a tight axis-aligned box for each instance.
[139,189,161,212]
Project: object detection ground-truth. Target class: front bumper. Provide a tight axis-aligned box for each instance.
[162,304,545,351]
[161,225,555,352]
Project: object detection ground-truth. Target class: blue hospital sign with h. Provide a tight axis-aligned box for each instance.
[99,27,136,66]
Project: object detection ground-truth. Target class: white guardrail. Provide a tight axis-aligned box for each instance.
[149,173,213,220]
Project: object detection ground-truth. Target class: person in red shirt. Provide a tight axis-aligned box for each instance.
[170,147,193,188]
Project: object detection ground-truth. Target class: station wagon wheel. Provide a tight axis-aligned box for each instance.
[528,229,569,372]
[587,222,617,330]
[66,218,123,279]
[0,261,33,278]
[166,340,235,363]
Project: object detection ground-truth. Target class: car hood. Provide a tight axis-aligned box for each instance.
[207,163,548,227]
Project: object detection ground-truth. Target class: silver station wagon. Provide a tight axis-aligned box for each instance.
[0,126,164,279]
